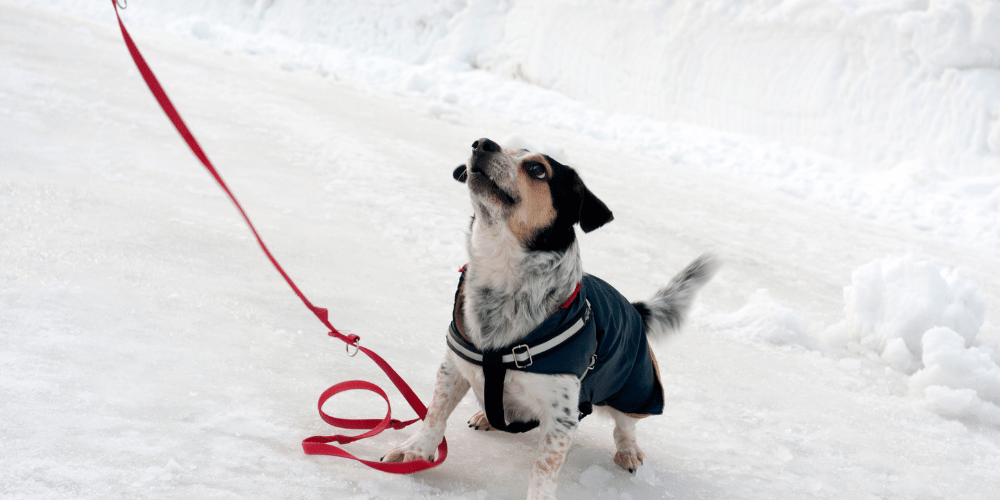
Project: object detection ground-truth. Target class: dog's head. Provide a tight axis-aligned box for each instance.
[453,138,613,251]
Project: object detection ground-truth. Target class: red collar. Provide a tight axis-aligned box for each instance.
[559,282,582,309]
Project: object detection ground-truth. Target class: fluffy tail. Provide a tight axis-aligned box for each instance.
[633,254,720,338]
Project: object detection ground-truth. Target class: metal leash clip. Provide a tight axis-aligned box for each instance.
[345,336,361,357]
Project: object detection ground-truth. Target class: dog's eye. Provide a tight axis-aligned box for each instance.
[525,162,547,180]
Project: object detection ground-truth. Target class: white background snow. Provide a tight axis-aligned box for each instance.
[2,0,999,498]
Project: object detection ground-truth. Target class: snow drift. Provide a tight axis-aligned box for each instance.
[829,255,1000,426]
[839,254,986,370]
[28,0,1000,177]
[715,254,1000,427]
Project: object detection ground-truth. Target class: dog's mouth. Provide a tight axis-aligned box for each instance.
[469,165,516,206]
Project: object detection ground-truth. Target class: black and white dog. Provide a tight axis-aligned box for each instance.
[384,138,718,500]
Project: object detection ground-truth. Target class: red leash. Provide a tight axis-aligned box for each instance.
[111,0,445,473]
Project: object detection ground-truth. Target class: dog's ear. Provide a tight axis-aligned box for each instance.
[453,164,468,183]
[578,183,613,232]
[548,156,614,233]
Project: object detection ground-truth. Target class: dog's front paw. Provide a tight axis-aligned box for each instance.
[526,491,557,500]
[382,432,441,463]
[613,447,645,474]
[467,410,495,431]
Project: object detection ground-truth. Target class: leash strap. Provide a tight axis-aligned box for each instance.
[111,0,444,473]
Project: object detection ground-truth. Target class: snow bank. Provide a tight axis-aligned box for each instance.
[487,0,1000,177]
[29,0,1000,177]
[22,0,1000,249]
[831,255,1000,425]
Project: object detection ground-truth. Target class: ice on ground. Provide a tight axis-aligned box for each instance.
[578,464,614,489]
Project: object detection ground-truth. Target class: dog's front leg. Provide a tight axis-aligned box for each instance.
[525,374,581,500]
[383,353,469,463]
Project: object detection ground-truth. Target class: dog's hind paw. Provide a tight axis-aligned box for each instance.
[613,448,645,474]
[467,410,495,431]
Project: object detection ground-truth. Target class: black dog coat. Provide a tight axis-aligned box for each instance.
[448,272,665,432]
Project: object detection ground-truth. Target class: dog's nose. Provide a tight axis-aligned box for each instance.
[472,138,501,153]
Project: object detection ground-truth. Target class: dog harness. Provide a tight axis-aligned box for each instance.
[448,270,664,433]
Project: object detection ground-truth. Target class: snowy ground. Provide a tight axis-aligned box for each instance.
[2,2,1000,499]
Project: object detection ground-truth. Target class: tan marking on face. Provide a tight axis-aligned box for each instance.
[506,155,556,246]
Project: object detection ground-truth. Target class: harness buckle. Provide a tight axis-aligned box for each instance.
[512,344,533,368]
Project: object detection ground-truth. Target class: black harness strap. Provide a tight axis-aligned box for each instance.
[448,267,595,434]
[482,352,539,433]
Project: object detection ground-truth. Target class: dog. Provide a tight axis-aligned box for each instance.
[383,138,718,500]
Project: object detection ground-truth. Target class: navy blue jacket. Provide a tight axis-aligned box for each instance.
[449,273,664,422]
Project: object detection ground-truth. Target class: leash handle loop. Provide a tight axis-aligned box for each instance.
[302,379,447,473]
[111,1,442,474]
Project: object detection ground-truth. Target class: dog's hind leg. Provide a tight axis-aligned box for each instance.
[383,354,469,463]
[608,408,645,473]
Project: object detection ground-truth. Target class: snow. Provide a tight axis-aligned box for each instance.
[834,254,987,366]
[23,0,1000,249]
[49,0,1000,179]
[3,1,1000,499]
[912,327,1000,425]
[708,288,817,349]
[821,254,1000,426]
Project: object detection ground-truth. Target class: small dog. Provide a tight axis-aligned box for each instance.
[384,138,718,500]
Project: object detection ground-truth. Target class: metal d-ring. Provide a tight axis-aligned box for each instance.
[116,0,127,9]
[346,337,361,357]
[579,354,597,381]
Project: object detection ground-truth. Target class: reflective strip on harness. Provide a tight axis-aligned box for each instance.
[446,300,591,367]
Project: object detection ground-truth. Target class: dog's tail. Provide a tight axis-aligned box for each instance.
[633,253,720,339]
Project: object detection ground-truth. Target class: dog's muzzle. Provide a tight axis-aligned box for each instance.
[469,138,501,175]
[467,138,515,206]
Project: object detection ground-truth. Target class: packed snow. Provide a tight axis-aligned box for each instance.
[2,1,999,499]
